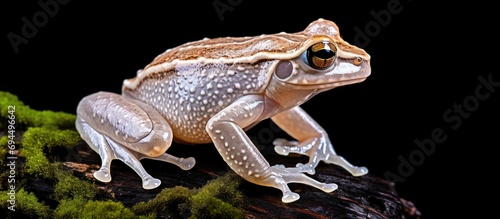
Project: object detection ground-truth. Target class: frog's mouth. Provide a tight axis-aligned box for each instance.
[278,60,371,90]
[302,75,370,90]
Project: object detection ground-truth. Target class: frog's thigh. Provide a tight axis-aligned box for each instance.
[206,95,337,203]
[76,92,180,189]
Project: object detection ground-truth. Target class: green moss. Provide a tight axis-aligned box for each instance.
[0,91,99,218]
[0,188,52,219]
[190,195,244,219]
[133,173,244,219]
[77,199,138,219]
[53,197,86,218]
[17,126,97,204]
[53,168,97,201]
[0,91,76,129]
[0,91,80,178]
[55,197,152,219]
[20,127,81,177]
[190,173,244,219]
[133,186,194,218]
[0,135,8,164]
[194,172,243,205]
[12,110,97,201]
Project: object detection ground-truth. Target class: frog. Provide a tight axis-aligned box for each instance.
[75,18,371,203]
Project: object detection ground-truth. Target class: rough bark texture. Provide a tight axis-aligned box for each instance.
[56,141,421,219]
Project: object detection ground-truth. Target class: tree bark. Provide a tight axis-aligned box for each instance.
[59,142,421,219]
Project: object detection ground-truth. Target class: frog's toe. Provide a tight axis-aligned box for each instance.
[94,169,111,182]
[273,139,312,157]
[143,178,161,189]
[352,166,369,176]
[322,183,338,193]
[282,191,300,203]
[274,145,289,156]
[273,139,301,156]
[178,157,196,170]
[296,163,316,175]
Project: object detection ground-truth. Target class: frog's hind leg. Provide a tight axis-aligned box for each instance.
[76,117,161,188]
[76,92,195,189]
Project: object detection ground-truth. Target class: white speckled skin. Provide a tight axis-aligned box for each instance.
[76,19,371,203]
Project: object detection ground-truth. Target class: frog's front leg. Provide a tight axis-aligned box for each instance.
[76,92,195,189]
[206,95,337,203]
[272,106,368,176]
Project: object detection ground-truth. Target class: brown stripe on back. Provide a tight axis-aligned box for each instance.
[145,33,309,69]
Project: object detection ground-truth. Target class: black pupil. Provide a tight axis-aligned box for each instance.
[312,46,335,59]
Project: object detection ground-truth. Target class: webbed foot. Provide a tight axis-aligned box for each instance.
[273,137,368,177]
[266,165,338,202]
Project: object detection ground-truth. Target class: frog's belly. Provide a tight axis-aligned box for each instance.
[140,95,225,144]
[162,110,215,144]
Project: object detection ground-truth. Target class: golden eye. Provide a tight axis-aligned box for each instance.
[304,41,337,69]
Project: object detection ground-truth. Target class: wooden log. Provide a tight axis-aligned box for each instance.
[59,141,421,219]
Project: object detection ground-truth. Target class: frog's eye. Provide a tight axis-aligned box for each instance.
[302,41,337,70]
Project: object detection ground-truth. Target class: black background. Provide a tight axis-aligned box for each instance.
[2,1,498,218]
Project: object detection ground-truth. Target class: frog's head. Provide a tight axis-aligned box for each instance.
[272,19,371,90]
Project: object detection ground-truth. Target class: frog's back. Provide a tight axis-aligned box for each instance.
[121,25,317,143]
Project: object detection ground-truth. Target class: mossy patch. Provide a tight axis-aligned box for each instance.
[191,172,244,219]
[53,167,97,201]
[0,91,101,218]
[20,127,81,178]
[0,188,51,218]
[133,186,193,218]
[55,197,154,219]
[0,91,76,130]
[0,135,8,165]
[133,173,245,219]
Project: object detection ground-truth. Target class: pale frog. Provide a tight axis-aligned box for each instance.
[76,18,371,203]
